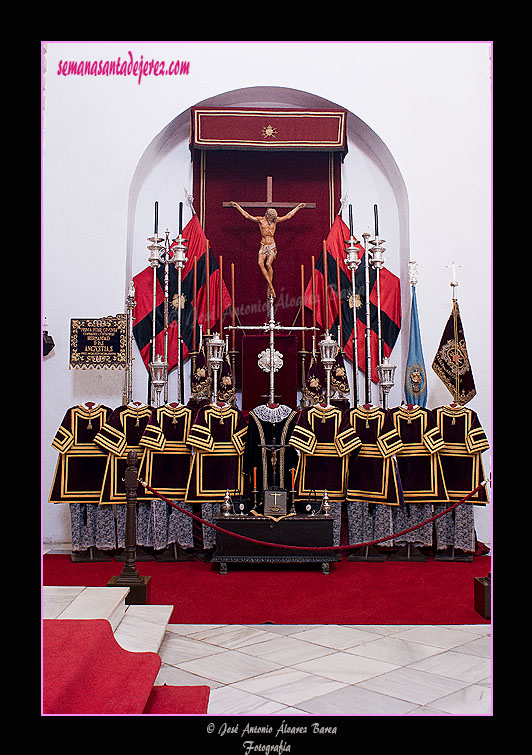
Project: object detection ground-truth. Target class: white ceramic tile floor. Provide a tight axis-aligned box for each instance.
[154,621,492,716]
[43,543,492,716]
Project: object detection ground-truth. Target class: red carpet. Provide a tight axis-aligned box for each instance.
[143,684,210,715]
[43,619,210,715]
[43,554,491,625]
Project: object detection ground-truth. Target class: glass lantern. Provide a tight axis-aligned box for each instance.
[318,332,338,404]
[208,332,226,403]
[376,356,396,409]
[149,354,168,406]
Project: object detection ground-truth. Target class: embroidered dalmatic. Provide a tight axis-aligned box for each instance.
[388,405,449,548]
[185,403,248,504]
[49,404,112,504]
[48,404,116,551]
[340,406,403,506]
[94,403,156,505]
[290,405,360,501]
[431,405,490,552]
[133,403,194,551]
[184,403,247,549]
[139,403,194,500]
[289,404,360,546]
[338,406,403,548]
[243,404,299,494]
[389,406,449,504]
[433,405,489,504]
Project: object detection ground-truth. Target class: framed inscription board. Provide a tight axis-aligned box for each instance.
[70,314,127,369]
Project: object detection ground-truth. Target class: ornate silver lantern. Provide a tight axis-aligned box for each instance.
[318,332,338,405]
[149,354,168,407]
[208,332,226,404]
[376,356,396,410]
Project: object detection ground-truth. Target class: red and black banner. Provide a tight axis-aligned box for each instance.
[305,216,401,383]
[133,215,231,372]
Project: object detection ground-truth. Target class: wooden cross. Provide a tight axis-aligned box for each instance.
[223,176,315,209]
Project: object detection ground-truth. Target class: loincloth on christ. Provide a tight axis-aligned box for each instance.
[259,242,277,258]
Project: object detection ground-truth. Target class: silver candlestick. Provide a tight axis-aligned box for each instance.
[321,489,331,516]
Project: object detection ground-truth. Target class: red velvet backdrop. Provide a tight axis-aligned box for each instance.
[242,334,298,410]
[193,148,342,404]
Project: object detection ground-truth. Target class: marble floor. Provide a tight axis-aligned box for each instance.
[43,543,492,717]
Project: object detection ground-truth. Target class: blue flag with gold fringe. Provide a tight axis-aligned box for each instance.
[404,285,427,406]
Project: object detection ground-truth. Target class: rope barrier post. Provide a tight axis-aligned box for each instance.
[107,450,151,604]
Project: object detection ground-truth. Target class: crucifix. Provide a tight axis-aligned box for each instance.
[224,176,315,299]
[260,434,287,489]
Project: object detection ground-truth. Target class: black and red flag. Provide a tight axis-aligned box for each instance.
[132,214,232,372]
[304,215,401,383]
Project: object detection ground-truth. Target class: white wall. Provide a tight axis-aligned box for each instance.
[42,41,492,545]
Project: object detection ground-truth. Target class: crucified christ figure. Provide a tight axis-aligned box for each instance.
[230,201,306,299]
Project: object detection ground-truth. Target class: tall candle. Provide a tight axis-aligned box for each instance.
[336,255,343,347]
[219,255,223,331]
[154,201,159,234]
[192,258,197,351]
[311,255,316,332]
[323,240,329,331]
[253,467,257,490]
[291,467,295,491]
[231,263,236,350]
[300,264,306,351]
[178,202,183,234]
[205,240,211,333]
[374,204,379,237]
[349,204,353,236]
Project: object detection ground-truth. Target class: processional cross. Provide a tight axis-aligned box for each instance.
[224,176,317,404]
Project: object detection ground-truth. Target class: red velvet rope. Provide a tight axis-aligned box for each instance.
[140,480,486,553]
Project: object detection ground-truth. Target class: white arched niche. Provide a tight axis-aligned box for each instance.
[126,86,410,408]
